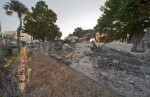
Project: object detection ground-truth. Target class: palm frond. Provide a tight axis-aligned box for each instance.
[6,11,13,15]
[3,4,9,10]
[4,0,28,16]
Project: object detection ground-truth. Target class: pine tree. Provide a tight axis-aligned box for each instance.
[23,1,61,42]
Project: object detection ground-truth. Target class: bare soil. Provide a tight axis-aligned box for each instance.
[25,50,123,97]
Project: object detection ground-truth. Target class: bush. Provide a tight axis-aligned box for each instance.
[64,39,70,43]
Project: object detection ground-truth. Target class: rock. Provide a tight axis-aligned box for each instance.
[49,52,71,65]
[90,44,102,52]
[131,52,144,60]
[49,53,63,60]
[65,45,73,52]
[144,49,150,62]
[61,60,71,66]
[66,36,79,41]
[143,29,150,62]
[63,43,68,49]
[70,39,76,46]
[71,42,150,97]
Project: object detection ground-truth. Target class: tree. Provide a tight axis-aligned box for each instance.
[73,27,84,36]
[95,0,123,41]
[95,0,150,52]
[118,0,150,51]
[4,0,28,51]
[23,1,61,42]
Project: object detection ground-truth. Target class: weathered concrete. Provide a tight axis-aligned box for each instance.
[103,42,133,52]
[71,42,150,97]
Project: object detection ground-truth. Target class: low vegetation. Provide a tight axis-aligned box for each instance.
[0,47,31,96]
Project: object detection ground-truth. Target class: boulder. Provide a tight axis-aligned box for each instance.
[63,45,73,52]
[49,52,64,61]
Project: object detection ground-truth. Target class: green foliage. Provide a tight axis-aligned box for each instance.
[64,38,70,43]
[95,0,124,40]
[0,47,31,97]
[4,0,28,50]
[3,0,28,17]
[73,27,84,36]
[23,1,62,42]
[4,55,17,68]
[95,0,150,41]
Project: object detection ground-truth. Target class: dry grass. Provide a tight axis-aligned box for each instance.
[25,50,123,97]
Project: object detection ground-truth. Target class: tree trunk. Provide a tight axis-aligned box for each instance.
[131,31,145,52]
[127,33,133,43]
[17,16,22,51]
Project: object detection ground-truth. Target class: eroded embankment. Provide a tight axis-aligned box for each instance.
[25,50,122,97]
[71,42,150,97]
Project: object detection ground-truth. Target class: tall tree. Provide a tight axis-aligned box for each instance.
[117,0,150,51]
[95,0,123,40]
[95,0,150,52]
[23,1,61,42]
[4,0,28,51]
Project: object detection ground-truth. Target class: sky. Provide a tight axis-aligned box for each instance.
[0,0,106,39]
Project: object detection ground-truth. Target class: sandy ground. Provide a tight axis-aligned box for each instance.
[25,50,122,97]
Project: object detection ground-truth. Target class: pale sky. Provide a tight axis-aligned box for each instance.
[0,0,106,38]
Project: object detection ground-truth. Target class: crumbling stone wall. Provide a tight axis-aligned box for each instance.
[37,42,71,65]
[37,42,54,55]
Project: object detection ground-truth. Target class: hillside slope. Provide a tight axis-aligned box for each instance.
[26,50,122,97]
[71,42,150,97]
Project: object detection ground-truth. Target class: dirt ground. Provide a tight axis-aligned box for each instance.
[25,50,123,97]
